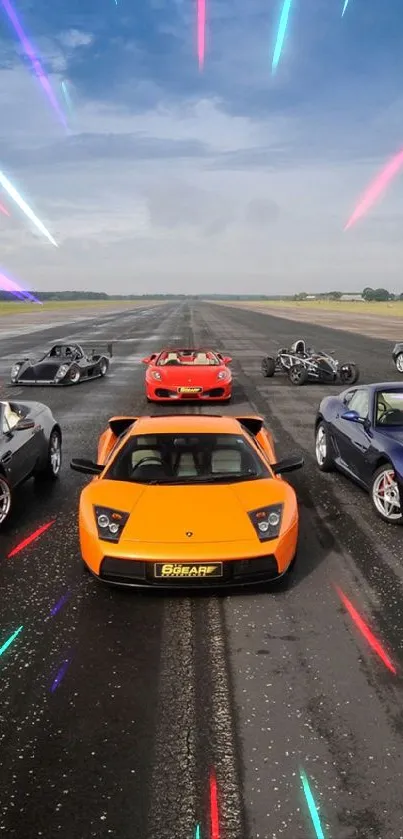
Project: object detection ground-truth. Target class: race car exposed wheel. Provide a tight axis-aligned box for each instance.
[394,352,403,373]
[99,359,109,377]
[288,364,309,386]
[0,474,12,526]
[68,365,81,384]
[35,429,62,481]
[339,363,359,385]
[315,422,334,472]
[261,357,276,377]
[371,463,403,524]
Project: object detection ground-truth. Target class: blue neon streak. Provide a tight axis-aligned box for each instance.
[50,591,71,617]
[194,825,201,839]
[300,770,325,839]
[341,0,349,15]
[272,0,293,72]
[51,659,71,692]
[0,625,23,658]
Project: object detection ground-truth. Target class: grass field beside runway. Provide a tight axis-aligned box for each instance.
[228,298,403,316]
[0,299,164,316]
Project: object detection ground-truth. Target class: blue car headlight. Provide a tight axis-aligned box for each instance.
[248,504,283,541]
[94,506,129,542]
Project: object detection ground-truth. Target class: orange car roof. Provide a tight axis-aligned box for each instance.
[126,414,256,436]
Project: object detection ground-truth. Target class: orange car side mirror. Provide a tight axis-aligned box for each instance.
[70,458,103,475]
[272,455,304,475]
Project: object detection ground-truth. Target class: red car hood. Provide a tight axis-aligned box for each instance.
[150,365,229,385]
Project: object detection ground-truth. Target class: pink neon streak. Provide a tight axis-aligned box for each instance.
[0,202,10,216]
[197,0,206,70]
[335,585,397,674]
[1,0,68,129]
[0,271,40,303]
[8,520,56,558]
[345,148,403,229]
[209,770,220,839]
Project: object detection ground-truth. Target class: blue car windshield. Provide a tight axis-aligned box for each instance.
[376,391,403,426]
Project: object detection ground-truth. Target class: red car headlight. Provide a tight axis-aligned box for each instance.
[94,506,129,542]
[217,370,229,380]
[152,371,162,381]
[248,504,283,541]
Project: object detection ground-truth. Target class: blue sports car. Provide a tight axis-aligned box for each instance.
[315,382,403,524]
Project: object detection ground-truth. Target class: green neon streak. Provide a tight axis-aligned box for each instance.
[300,770,325,839]
[194,825,201,839]
[0,625,23,658]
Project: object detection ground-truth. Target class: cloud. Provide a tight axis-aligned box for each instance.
[0,0,403,295]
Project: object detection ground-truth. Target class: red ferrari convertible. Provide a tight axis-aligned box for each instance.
[142,348,233,402]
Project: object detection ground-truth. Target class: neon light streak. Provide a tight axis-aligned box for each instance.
[50,591,71,617]
[209,770,219,839]
[50,658,71,692]
[335,586,397,674]
[0,170,58,246]
[0,270,40,303]
[1,0,68,129]
[300,769,325,839]
[345,148,403,230]
[194,825,201,839]
[0,202,9,216]
[7,520,56,558]
[272,0,293,73]
[341,0,350,15]
[0,625,23,658]
[197,0,206,70]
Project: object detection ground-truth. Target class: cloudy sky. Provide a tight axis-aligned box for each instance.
[0,0,402,294]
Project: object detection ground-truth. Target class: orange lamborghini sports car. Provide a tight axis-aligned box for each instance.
[70,414,303,589]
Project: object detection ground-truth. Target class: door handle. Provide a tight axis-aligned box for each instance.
[0,450,12,465]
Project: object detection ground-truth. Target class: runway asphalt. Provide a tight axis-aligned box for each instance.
[1,301,403,839]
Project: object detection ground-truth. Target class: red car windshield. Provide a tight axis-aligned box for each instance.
[156,350,220,367]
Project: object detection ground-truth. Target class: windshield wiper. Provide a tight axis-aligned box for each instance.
[135,472,259,485]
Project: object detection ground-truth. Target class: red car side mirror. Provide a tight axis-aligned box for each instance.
[141,357,151,364]
[222,356,232,364]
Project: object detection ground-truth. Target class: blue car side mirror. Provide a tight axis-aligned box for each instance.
[341,409,362,423]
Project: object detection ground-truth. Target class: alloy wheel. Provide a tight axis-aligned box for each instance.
[372,468,402,521]
[0,476,11,525]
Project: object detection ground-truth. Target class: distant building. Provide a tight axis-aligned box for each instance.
[339,293,363,301]
[305,295,316,299]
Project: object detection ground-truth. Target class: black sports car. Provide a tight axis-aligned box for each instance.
[10,342,112,386]
[261,339,359,386]
[0,399,62,526]
[392,343,403,373]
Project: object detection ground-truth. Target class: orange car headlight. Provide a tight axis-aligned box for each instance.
[248,503,283,541]
[94,506,129,543]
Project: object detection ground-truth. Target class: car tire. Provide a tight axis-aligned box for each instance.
[0,473,12,527]
[35,429,62,482]
[288,364,309,386]
[99,359,109,377]
[315,421,334,471]
[394,352,403,373]
[370,463,403,524]
[68,364,81,384]
[339,363,359,385]
[261,357,276,377]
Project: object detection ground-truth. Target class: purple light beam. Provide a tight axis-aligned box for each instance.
[0,270,41,303]
[1,0,68,130]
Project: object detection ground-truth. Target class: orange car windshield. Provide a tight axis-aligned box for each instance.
[156,350,220,367]
[104,433,269,484]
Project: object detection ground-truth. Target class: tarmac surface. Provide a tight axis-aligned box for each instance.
[1,301,403,839]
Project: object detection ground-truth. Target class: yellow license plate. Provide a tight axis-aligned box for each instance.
[154,563,223,578]
[177,386,202,394]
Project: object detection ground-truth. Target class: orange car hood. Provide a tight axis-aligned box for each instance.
[85,477,294,544]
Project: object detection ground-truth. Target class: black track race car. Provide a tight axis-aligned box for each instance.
[392,343,403,374]
[261,339,359,386]
[10,342,112,386]
[0,400,62,526]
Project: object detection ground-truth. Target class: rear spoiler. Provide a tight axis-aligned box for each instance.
[108,416,138,436]
[79,342,113,357]
[236,416,264,435]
